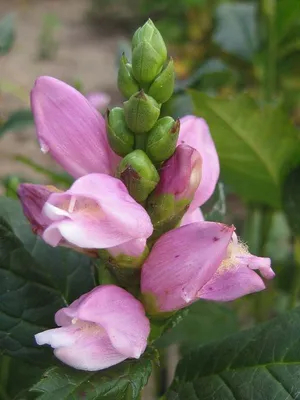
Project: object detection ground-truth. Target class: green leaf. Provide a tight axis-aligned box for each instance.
[0,354,43,399]
[203,183,227,222]
[31,350,155,400]
[283,165,300,235]
[166,308,300,400]
[0,109,34,137]
[190,92,300,207]
[0,197,95,364]
[0,13,15,55]
[213,3,259,61]
[156,302,238,353]
[276,0,300,42]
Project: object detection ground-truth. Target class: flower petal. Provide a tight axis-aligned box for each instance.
[141,222,234,312]
[75,285,150,359]
[31,76,119,178]
[17,183,56,236]
[178,116,219,209]
[42,174,153,249]
[181,208,204,226]
[35,323,127,371]
[86,92,111,111]
[198,264,266,301]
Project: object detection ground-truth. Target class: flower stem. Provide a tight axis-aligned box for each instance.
[289,237,300,308]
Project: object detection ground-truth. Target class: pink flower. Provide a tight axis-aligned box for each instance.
[141,222,274,313]
[35,285,150,371]
[31,76,120,178]
[85,91,111,111]
[41,173,153,249]
[17,183,56,236]
[154,145,202,202]
[178,116,220,220]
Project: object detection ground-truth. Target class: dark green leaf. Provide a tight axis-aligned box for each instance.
[283,165,300,235]
[204,183,226,222]
[190,92,300,207]
[0,354,43,399]
[0,110,33,136]
[214,3,259,61]
[31,350,155,400]
[0,13,15,55]
[166,308,300,400]
[0,197,95,364]
[156,301,238,353]
[0,216,63,364]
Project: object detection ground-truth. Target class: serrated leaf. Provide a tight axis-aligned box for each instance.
[214,3,259,61]
[0,109,34,136]
[0,197,95,364]
[190,92,300,207]
[31,350,155,400]
[0,13,15,55]
[166,308,300,400]
[283,165,300,235]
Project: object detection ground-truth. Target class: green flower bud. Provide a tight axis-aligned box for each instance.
[99,245,149,269]
[107,108,135,157]
[116,150,160,202]
[146,117,180,163]
[124,91,160,134]
[117,54,140,99]
[131,19,167,84]
[148,59,175,104]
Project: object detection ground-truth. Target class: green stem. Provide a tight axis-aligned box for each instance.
[262,0,277,102]
[135,134,147,151]
[245,205,274,322]
[289,237,300,308]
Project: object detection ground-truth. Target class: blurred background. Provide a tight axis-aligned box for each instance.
[1,0,300,398]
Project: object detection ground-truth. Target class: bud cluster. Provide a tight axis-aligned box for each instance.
[107,19,178,207]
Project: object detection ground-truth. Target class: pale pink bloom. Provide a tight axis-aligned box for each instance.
[181,207,204,226]
[85,91,111,111]
[154,144,202,202]
[41,173,153,250]
[31,76,119,178]
[178,115,220,215]
[141,223,274,313]
[35,285,150,371]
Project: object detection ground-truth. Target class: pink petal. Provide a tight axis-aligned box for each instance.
[35,322,127,371]
[55,332,127,371]
[31,76,119,178]
[181,208,204,226]
[141,222,234,312]
[243,255,275,279]
[17,183,57,236]
[178,116,220,209]
[86,92,111,111]
[198,264,266,301]
[75,285,150,359]
[42,174,153,249]
[155,145,202,202]
[108,238,147,258]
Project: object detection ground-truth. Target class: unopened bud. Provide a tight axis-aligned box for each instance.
[147,145,202,237]
[124,91,160,134]
[146,117,180,163]
[131,19,167,84]
[107,107,135,157]
[117,54,140,99]
[116,150,160,202]
[148,59,175,104]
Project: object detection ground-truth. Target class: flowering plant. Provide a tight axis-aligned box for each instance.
[2,18,300,400]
